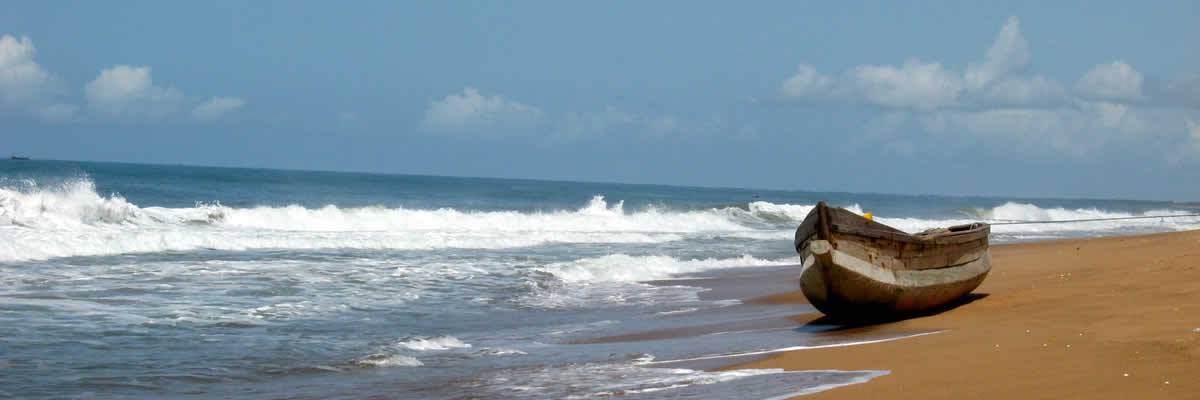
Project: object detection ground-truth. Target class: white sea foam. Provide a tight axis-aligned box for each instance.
[478,347,527,356]
[0,180,753,261]
[541,254,798,283]
[761,370,891,400]
[1,179,1197,261]
[514,254,800,309]
[471,362,888,399]
[645,330,944,365]
[396,336,471,351]
[871,202,1200,238]
[744,201,863,222]
[353,354,423,368]
[0,179,223,228]
[989,202,1130,221]
[352,336,477,369]
[655,307,699,316]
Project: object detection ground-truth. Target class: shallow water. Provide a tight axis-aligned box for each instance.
[2,159,1198,398]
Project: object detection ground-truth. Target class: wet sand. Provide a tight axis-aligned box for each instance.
[726,230,1200,399]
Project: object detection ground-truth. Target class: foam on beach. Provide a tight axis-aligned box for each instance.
[459,362,889,399]
[644,330,945,365]
[540,254,799,283]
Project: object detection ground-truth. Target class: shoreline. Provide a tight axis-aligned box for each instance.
[723,230,1200,399]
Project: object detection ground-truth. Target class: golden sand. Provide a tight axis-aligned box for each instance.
[727,230,1200,399]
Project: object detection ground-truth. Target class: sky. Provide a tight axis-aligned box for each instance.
[1,1,1198,201]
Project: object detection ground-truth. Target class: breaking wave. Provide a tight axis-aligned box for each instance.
[396,336,472,351]
[0,179,795,261]
[541,254,798,283]
[514,254,800,309]
[1,178,1197,262]
[976,202,1193,222]
[352,354,423,368]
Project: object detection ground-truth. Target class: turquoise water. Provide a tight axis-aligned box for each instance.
[1,160,1197,399]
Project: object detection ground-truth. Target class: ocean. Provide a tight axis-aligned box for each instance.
[2,159,1197,399]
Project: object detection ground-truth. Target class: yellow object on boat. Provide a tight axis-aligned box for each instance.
[863,212,873,220]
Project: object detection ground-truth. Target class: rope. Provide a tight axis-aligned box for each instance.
[987,213,1200,225]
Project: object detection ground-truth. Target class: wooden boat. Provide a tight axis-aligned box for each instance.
[795,202,990,319]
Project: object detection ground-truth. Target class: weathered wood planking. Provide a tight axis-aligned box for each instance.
[795,202,992,319]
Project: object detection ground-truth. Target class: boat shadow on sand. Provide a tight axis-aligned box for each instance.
[796,292,989,333]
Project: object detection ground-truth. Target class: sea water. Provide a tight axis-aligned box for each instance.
[1,160,1197,399]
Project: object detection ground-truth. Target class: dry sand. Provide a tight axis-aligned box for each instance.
[727,230,1200,399]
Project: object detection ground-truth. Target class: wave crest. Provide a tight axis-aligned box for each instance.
[0,179,801,261]
[2,178,1196,261]
[0,179,224,228]
[396,336,472,351]
[983,201,1186,222]
[352,354,422,368]
[540,254,797,283]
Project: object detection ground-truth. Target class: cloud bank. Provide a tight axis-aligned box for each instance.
[422,88,544,133]
[423,88,705,138]
[85,65,183,120]
[779,17,1199,158]
[1075,61,1143,101]
[192,97,246,121]
[0,35,77,121]
[2,34,244,123]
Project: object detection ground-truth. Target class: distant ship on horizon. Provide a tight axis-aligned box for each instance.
[10,155,31,160]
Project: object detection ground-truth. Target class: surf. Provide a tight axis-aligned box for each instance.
[2,178,1197,262]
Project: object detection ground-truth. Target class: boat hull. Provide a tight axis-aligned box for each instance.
[799,239,991,318]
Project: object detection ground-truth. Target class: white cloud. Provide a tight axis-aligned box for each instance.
[1075,61,1143,101]
[84,66,245,122]
[847,59,963,110]
[921,108,1096,154]
[777,17,1198,157]
[920,103,1192,155]
[1090,101,1135,131]
[780,64,833,97]
[192,96,245,121]
[965,16,1030,90]
[1,36,244,124]
[0,35,50,102]
[780,60,964,109]
[0,34,76,120]
[85,65,183,120]
[781,17,1067,109]
[977,75,1066,106]
[423,87,544,133]
[963,18,1065,106]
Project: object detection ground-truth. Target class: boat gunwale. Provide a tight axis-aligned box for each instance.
[794,203,990,251]
[829,222,991,246]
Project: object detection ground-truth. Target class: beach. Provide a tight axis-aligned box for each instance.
[728,230,1200,399]
[6,3,1199,398]
[4,160,1200,398]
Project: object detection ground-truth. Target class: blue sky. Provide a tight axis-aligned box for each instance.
[2,1,1198,200]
